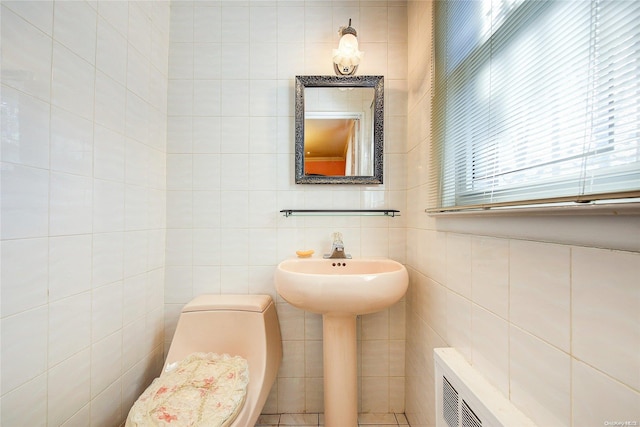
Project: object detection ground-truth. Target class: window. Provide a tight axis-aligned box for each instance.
[430,0,640,212]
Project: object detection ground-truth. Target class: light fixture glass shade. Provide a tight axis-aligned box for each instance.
[333,28,363,75]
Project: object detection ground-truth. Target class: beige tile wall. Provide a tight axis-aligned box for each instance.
[405,2,640,426]
[164,0,409,415]
[6,2,635,425]
[0,1,170,425]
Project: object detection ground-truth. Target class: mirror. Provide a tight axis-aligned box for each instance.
[295,75,384,184]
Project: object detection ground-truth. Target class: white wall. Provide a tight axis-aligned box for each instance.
[164,0,408,415]
[3,1,638,425]
[405,2,640,427]
[0,2,170,425]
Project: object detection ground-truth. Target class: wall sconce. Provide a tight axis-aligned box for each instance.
[332,19,364,76]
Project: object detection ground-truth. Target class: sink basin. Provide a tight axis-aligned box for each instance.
[275,257,408,316]
[275,257,408,426]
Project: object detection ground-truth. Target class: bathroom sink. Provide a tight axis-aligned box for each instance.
[275,258,408,316]
[275,257,408,425]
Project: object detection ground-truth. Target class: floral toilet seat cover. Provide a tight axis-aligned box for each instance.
[126,353,249,427]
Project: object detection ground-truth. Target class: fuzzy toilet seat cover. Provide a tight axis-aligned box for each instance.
[125,353,249,427]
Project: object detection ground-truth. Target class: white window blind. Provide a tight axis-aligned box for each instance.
[429,0,640,212]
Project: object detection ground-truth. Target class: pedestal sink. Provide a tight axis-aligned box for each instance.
[274,258,409,427]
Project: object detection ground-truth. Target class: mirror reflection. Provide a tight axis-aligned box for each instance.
[304,109,372,177]
[295,76,384,184]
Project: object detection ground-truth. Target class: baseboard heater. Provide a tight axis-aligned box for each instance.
[434,348,537,427]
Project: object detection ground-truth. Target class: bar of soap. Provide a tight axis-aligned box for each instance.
[296,249,314,258]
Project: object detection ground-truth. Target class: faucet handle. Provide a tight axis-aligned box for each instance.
[332,231,343,243]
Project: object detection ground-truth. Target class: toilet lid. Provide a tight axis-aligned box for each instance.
[183,294,272,313]
[125,353,249,427]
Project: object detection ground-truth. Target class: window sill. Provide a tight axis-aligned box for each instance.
[426,201,640,217]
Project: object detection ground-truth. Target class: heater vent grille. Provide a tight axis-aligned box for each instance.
[462,400,482,427]
[442,375,483,427]
[435,348,538,427]
[442,376,459,427]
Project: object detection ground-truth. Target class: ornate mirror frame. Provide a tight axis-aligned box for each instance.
[295,75,384,184]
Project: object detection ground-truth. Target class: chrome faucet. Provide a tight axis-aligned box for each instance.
[324,232,352,259]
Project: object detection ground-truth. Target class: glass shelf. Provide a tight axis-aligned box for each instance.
[280,209,400,217]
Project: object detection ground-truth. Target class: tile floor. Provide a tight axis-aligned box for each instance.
[255,413,410,426]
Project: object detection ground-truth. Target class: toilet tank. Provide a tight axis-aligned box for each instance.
[164,294,281,372]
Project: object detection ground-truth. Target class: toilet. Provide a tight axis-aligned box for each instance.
[126,294,282,427]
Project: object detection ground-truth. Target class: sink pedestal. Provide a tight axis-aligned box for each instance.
[323,313,358,427]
